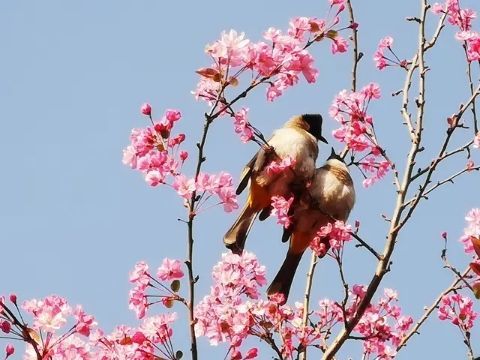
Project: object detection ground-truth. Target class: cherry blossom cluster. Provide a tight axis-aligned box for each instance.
[329,83,391,187]
[432,1,480,61]
[346,287,413,360]
[123,105,238,212]
[194,252,267,358]
[193,2,351,114]
[0,294,97,359]
[310,220,352,257]
[270,195,294,228]
[373,36,407,70]
[128,259,184,319]
[438,293,477,332]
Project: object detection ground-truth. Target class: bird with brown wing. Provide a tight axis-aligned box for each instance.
[223,114,328,254]
[267,148,356,301]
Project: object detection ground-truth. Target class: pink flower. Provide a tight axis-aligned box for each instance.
[5,344,14,358]
[165,109,181,123]
[173,175,196,200]
[438,293,477,331]
[157,258,184,281]
[244,348,258,359]
[474,131,480,148]
[461,208,480,253]
[73,306,97,337]
[217,186,239,213]
[311,221,352,253]
[129,261,150,285]
[129,286,148,319]
[206,30,250,67]
[431,3,445,14]
[140,103,152,116]
[265,156,296,175]
[179,150,188,161]
[140,313,177,344]
[362,83,381,99]
[233,108,254,143]
[331,36,348,54]
[1,321,11,333]
[270,196,294,228]
[467,159,475,171]
[22,295,72,332]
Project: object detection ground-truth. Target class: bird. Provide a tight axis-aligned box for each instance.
[267,148,356,301]
[223,114,328,254]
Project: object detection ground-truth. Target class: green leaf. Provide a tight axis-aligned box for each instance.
[171,280,181,293]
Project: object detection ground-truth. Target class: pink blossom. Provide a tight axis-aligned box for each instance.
[145,170,164,186]
[362,82,381,99]
[350,289,412,359]
[244,348,258,359]
[233,108,254,143]
[129,261,150,285]
[474,131,480,148]
[310,221,352,254]
[157,258,184,281]
[373,36,402,70]
[73,306,97,337]
[8,294,16,304]
[22,295,72,332]
[140,313,177,344]
[438,293,477,331]
[1,321,11,334]
[467,159,475,171]
[265,156,296,175]
[129,286,148,319]
[5,344,14,358]
[270,196,294,228]
[460,208,480,253]
[194,16,346,104]
[179,150,188,161]
[217,186,239,212]
[431,3,445,14]
[140,103,152,116]
[206,29,250,67]
[331,36,349,54]
[173,175,196,199]
[165,109,181,123]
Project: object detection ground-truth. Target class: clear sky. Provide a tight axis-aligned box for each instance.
[1,0,479,359]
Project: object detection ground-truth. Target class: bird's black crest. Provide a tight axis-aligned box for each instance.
[328,147,344,162]
[301,114,328,143]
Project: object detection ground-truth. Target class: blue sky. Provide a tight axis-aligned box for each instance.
[1,0,479,359]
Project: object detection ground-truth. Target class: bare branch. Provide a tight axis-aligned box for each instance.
[396,267,470,351]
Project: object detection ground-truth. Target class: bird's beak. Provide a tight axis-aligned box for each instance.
[319,135,328,144]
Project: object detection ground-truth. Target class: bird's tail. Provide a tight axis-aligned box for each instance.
[267,249,303,302]
[223,202,258,255]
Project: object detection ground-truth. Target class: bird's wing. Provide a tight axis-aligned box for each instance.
[235,146,272,195]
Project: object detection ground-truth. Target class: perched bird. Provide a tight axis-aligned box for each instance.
[223,114,328,254]
[267,148,356,301]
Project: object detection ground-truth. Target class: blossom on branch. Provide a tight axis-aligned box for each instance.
[438,293,477,331]
[330,83,391,187]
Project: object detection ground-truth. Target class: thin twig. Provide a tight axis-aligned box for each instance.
[322,2,430,357]
[396,267,470,351]
[298,252,318,360]
[350,232,382,260]
[404,166,479,207]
